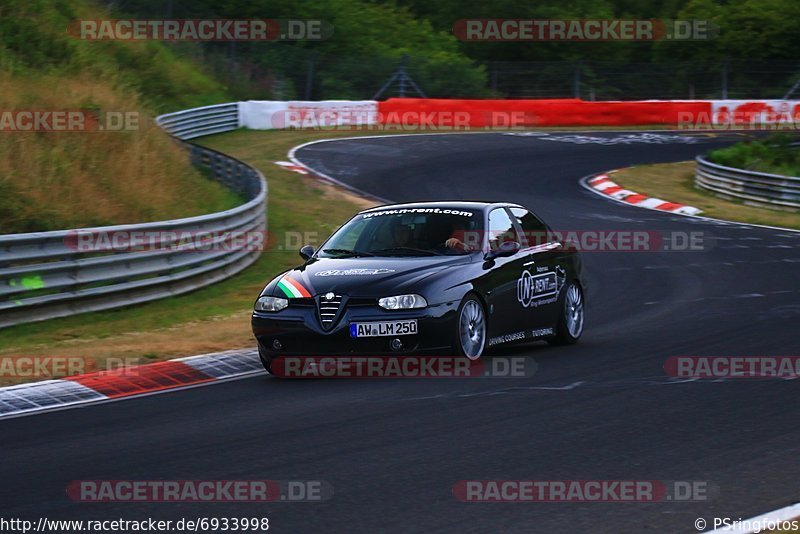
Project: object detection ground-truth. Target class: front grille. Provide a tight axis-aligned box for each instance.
[317,293,343,330]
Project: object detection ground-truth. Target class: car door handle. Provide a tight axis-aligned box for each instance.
[523,260,536,267]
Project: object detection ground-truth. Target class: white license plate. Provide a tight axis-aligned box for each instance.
[350,320,418,338]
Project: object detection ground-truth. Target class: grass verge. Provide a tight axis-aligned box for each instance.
[610,161,800,230]
[0,74,241,233]
[0,128,383,384]
[708,132,800,176]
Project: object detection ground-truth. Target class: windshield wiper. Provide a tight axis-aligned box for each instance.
[370,247,441,256]
[322,248,374,257]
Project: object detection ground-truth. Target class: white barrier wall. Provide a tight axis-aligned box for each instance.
[710,100,800,124]
[239,100,378,130]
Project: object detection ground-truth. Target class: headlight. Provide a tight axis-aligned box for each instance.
[378,294,427,310]
[255,296,289,312]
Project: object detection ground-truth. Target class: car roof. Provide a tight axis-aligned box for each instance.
[358,201,525,214]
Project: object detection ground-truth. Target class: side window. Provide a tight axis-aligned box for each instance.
[510,207,548,247]
[487,208,520,251]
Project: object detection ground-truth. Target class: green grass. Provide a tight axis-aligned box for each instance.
[708,132,800,176]
[0,128,377,355]
[0,0,239,233]
[612,161,800,229]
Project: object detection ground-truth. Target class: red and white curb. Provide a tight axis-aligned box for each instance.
[0,349,263,420]
[586,171,703,216]
[274,161,309,174]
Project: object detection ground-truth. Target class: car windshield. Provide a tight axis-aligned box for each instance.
[318,208,484,257]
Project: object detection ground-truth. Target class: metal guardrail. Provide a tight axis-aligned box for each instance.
[0,103,267,329]
[155,102,240,139]
[695,155,800,210]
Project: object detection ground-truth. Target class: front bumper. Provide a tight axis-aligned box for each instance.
[252,301,458,355]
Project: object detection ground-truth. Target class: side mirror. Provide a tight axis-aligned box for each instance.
[299,245,316,261]
[484,240,521,261]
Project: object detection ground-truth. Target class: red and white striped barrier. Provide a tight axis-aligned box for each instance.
[376,98,800,128]
[235,99,800,130]
[586,172,702,215]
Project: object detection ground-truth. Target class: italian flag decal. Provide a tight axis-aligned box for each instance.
[277,275,312,298]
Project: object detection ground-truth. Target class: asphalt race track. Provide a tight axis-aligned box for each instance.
[3,131,800,533]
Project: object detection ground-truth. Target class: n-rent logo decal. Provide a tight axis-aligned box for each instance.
[517,266,566,308]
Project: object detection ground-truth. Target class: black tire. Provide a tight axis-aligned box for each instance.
[452,295,487,360]
[548,281,585,346]
[258,344,274,375]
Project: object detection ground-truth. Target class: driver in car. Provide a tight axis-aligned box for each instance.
[445,222,478,252]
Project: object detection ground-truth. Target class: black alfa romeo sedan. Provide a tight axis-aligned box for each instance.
[252,201,585,373]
